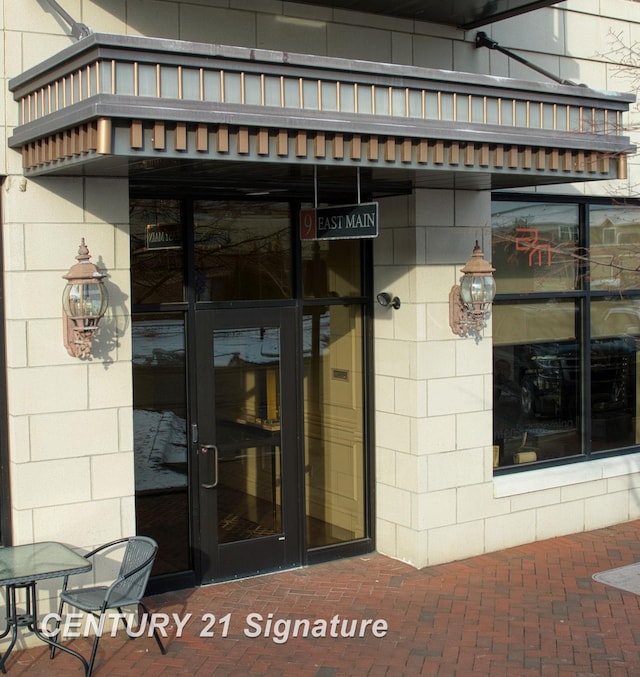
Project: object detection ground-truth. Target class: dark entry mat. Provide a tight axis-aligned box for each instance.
[219,513,275,542]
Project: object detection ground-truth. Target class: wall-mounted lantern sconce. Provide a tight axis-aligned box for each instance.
[449,241,496,339]
[376,292,401,310]
[62,239,109,358]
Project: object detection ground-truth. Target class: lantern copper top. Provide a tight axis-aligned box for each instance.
[460,241,495,276]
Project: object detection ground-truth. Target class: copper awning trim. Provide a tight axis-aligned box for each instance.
[13,54,629,141]
[11,93,631,156]
[10,34,633,140]
[20,118,621,181]
[8,33,635,180]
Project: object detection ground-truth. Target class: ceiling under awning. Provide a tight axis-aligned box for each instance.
[289,1,563,29]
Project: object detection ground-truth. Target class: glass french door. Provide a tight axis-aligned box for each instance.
[195,306,301,582]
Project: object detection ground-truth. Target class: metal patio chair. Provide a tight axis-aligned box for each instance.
[50,536,166,675]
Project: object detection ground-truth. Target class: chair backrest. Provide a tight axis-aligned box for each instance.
[110,536,158,603]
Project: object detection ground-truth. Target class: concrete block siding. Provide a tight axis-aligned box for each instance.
[2,173,134,551]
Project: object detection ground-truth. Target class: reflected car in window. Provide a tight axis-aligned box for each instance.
[502,338,634,418]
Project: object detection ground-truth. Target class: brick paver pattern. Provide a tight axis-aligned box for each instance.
[5,520,640,676]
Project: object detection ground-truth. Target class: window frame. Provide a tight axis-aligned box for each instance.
[492,193,640,474]
[0,193,10,544]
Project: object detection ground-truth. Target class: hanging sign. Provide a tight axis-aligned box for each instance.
[300,202,379,240]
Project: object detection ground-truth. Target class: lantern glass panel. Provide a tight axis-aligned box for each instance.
[460,275,495,305]
[482,276,496,302]
[63,282,108,321]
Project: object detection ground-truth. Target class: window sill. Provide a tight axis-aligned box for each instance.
[494,452,640,497]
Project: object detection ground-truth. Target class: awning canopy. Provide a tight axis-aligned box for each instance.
[8,33,635,197]
[290,1,563,29]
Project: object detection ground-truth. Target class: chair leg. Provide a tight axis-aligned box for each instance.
[86,611,105,677]
[49,598,66,659]
[139,601,166,655]
[116,607,129,635]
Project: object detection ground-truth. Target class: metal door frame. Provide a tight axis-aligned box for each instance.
[193,305,302,583]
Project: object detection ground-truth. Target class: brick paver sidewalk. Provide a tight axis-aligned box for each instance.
[5,520,640,675]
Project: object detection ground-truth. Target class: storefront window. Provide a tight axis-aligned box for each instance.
[589,205,640,453]
[493,301,581,466]
[132,314,190,575]
[194,201,291,301]
[589,205,640,291]
[130,200,184,305]
[491,201,579,293]
[590,298,640,452]
[301,238,362,298]
[492,199,640,470]
[303,304,366,548]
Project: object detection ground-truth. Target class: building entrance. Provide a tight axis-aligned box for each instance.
[131,195,372,591]
[195,306,301,581]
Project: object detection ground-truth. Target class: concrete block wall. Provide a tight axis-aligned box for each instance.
[0,173,132,642]
[2,176,134,549]
[374,189,496,568]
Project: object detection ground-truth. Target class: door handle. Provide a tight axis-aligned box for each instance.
[200,444,219,489]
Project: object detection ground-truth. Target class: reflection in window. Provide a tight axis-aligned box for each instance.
[213,325,283,543]
[491,201,579,293]
[493,302,581,467]
[303,305,365,547]
[493,200,640,470]
[590,298,640,452]
[133,314,190,574]
[590,205,640,291]
[194,201,291,301]
[130,199,184,305]
[302,238,362,298]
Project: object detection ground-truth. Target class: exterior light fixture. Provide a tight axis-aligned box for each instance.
[449,241,496,339]
[376,292,401,310]
[62,238,109,358]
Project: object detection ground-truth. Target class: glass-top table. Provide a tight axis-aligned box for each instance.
[0,542,91,674]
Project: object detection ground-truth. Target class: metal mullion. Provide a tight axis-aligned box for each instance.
[361,234,375,547]
[182,198,202,582]
[580,202,592,457]
[291,199,303,303]
[494,290,585,303]
[579,295,591,457]
[183,199,196,307]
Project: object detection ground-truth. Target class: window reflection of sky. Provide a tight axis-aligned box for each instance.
[134,409,187,491]
[132,315,329,368]
[492,202,579,229]
[133,320,185,366]
[133,313,330,489]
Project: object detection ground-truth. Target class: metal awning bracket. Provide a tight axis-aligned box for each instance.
[40,0,93,40]
[475,31,583,87]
